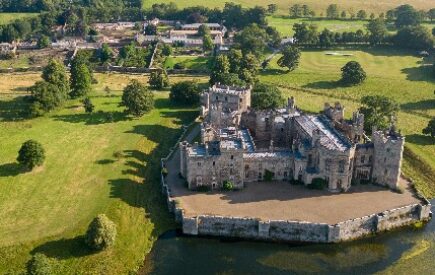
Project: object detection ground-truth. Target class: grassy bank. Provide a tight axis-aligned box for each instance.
[259,48,434,197]
[0,73,202,274]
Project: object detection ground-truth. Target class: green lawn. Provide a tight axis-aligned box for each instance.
[0,13,38,25]
[164,55,211,70]
[260,48,435,197]
[143,0,434,16]
[0,73,201,274]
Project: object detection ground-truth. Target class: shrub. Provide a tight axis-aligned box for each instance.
[307,178,328,190]
[263,170,275,182]
[196,185,210,192]
[17,140,45,170]
[148,69,170,90]
[161,167,168,177]
[222,180,234,191]
[27,253,59,275]
[85,214,117,250]
[173,63,186,70]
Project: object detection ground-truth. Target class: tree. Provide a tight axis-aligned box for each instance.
[267,4,277,14]
[161,44,172,56]
[429,8,435,22]
[422,118,435,137]
[341,11,347,19]
[169,81,201,105]
[197,24,210,37]
[42,59,69,96]
[289,4,302,18]
[293,23,319,45]
[319,28,335,47]
[85,214,117,251]
[366,18,388,45]
[121,79,154,117]
[209,54,230,85]
[70,62,92,98]
[17,140,45,170]
[148,69,169,90]
[277,45,301,72]
[395,4,421,28]
[394,25,434,50]
[233,23,269,56]
[83,97,94,113]
[144,24,157,35]
[357,10,367,20]
[99,43,112,64]
[37,35,50,49]
[326,4,339,19]
[341,61,366,85]
[29,81,66,116]
[359,95,399,131]
[251,83,285,110]
[202,34,214,52]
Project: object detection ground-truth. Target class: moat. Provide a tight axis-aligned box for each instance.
[142,200,434,274]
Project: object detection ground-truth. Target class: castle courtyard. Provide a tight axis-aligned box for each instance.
[166,139,421,224]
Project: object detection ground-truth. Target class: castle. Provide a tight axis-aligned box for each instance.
[180,85,405,192]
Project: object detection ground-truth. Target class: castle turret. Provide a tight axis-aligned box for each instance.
[371,129,405,189]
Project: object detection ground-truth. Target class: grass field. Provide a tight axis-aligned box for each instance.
[163,55,211,70]
[0,13,38,25]
[267,16,435,37]
[259,48,435,197]
[0,73,206,274]
[143,0,434,15]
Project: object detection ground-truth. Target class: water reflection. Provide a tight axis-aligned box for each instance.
[143,201,434,275]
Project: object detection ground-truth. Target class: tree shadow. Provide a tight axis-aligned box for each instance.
[31,236,94,260]
[0,162,25,177]
[401,66,435,83]
[260,68,287,76]
[0,96,31,122]
[401,99,435,111]
[53,111,132,125]
[95,159,116,165]
[406,134,435,146]
[303,80,346,90]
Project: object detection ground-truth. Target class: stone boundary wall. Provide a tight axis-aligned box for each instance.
[159,123,432,243]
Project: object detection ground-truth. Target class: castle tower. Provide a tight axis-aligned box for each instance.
[179,141,189,178]
[371,129,405,189]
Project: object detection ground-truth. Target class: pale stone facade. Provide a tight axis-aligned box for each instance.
[180,85,404,192]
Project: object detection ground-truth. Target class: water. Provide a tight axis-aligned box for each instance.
[143,201,435,275]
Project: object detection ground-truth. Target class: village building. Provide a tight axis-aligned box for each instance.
[180,85,405,192]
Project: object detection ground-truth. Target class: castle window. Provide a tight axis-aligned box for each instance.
[216,96,218,100]
[245,165,249,170]
[258,172,263,179]
[225,96,228,102]
[325,160,330,172]
[387,148,391,153]
[384,169,388,176]
[213,161,215,166]
[281,128,284,132]
[231,155,234,160]
[230,168,233,174]
[239,98,242,103]
[361,155,365,164]
[368,156,372,163]
[338,160,345,173]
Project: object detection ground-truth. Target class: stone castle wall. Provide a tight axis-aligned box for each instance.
[177,204,431,243]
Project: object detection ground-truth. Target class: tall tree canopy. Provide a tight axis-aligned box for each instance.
[251,83,285,110]
[359,95,399,132]
[121,80,154,117]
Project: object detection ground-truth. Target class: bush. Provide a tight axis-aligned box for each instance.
[307,178,328,190]
[27,253,59,275]
[148,69,169,90]
[17,140,45,170]
[222,180,234,191]
[173,63,186,70]
[85,214,117,251]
